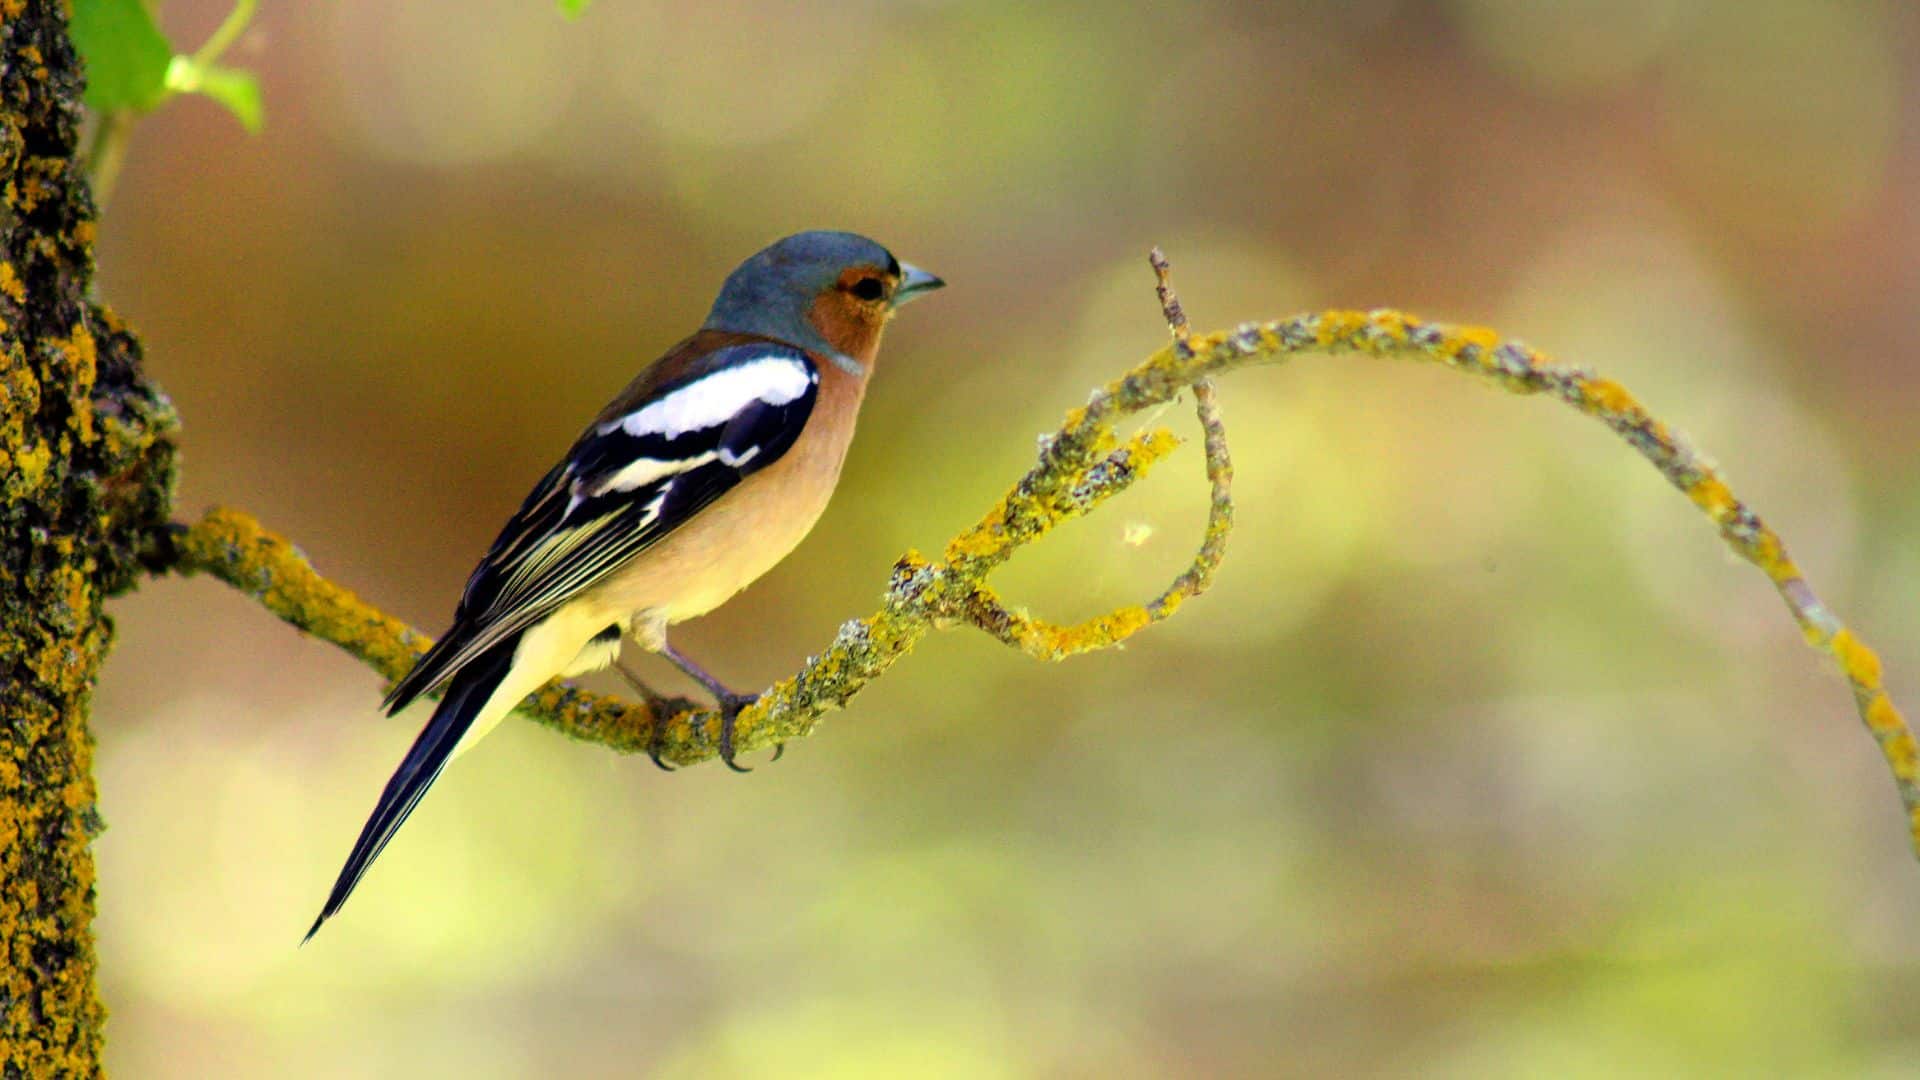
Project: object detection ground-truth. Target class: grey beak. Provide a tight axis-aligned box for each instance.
[894,262,945,305]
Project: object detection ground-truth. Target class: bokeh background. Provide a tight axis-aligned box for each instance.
[88,0,1920,1075]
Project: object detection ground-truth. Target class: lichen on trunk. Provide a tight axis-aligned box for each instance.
[0,2,178,1074]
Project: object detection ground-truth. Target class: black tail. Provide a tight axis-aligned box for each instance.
[382,622,475,716]
[304,635,519,943]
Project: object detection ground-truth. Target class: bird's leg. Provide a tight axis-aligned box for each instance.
[657,640,769,772]
[614,659,678,773]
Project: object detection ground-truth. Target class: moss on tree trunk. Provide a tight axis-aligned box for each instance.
[0,2,177,1073]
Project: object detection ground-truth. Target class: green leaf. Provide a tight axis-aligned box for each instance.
[557,0,593,20]
[70,0,175,112]
[185,63,264,133]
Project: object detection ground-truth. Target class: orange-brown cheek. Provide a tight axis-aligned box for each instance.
[806,293,887,364]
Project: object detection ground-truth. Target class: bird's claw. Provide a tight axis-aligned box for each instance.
[717,692,761,773]
[646,709,676,773]
[619,660,679,772]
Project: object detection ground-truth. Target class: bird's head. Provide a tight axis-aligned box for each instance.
[703,230,944,375]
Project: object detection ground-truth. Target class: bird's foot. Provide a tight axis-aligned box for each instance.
[616,658,681,773]
[717,691,765,773]
[646,711,676,773]
[654,640,780,771]
[638,696,706,773]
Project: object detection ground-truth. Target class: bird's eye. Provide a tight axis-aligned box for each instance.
[849,277,887,302]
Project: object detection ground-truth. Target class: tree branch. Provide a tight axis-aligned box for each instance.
[2,0,183,1067]
[156,263,1920,862]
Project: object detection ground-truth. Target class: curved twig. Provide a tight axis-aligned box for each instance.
[954,249,1235,658]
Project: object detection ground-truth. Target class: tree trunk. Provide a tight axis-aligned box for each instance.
[0,2,177,1073]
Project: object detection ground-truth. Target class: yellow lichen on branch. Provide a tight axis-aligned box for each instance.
[161,273,1920,862]
[170,507,430,685]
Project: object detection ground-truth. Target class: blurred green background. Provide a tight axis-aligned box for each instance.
[89,0,1920,1075]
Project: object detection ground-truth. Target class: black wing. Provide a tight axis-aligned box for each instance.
[383,345,819,713]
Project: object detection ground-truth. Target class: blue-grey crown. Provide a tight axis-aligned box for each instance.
[703,231,899,355]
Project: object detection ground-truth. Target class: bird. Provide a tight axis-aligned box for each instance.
[304,230,944,941]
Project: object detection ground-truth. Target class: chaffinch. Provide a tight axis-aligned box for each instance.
[307,231,943,940]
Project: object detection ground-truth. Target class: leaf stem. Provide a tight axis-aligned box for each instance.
[192,0,256,69]
[85,110,134,211]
